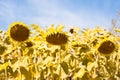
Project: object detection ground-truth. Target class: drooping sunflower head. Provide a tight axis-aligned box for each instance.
[46,32,68,45]
[96,39,117,56]
[8,22,30,42]
[40,24,68,45]
[25,41,33,47]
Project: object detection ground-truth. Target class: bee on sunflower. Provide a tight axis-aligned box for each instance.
[8,22,30,42]
[96,38,118,56]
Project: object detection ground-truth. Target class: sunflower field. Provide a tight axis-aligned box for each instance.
[0,22,120,80]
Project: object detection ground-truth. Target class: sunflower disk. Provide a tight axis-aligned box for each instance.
[46,32,68,45]
[8,22,30,42]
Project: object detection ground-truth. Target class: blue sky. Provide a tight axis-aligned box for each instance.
[0,0,120,30]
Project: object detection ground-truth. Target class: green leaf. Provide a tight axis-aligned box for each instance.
[0,62,10,71]
[20,66,32,80]
[60,61,68,74]
[73,68,86,79]
[0,45,7,55]
[7,66,13,76]
[87,62,94,72]
[27,48,34,56]
[60,45,66,50]
[12,70,18,77]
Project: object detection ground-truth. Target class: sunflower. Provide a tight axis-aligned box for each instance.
[40,24,68,45]
[8,22,30,42]
[46,32,68,45]
[25,41,33,47]
[96,39,117,56]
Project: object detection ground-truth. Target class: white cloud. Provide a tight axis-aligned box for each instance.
[24,0,112,29]
[0,0,112,30]
[0,1,16,30]
[0,1,15,19]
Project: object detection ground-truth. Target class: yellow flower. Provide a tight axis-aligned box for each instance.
[41,24,68,45]
[8,22,30,42]
[96,38,117,56]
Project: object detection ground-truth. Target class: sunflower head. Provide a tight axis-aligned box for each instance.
[25,41,33,47]
[97,39,117,56]
[8,22,30,42]
[46,32,68,45]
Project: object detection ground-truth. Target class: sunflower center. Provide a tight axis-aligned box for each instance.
[98,41,115,54]
[46,32,68,45]
[10,24,29,41]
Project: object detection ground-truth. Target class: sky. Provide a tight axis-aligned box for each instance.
[0,0,120,31]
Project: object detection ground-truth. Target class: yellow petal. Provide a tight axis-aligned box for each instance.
[73,67,86,79]
[56,24,64,32]
[0,62,10,71]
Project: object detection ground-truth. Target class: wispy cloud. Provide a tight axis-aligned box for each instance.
[23,0,112,29]
[0,1,16,30]
[0,0,119,30]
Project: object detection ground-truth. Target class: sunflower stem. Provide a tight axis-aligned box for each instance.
[59,46,62,80]
[5,68,8,80]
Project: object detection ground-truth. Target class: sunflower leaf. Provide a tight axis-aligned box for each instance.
[60,61,68,74]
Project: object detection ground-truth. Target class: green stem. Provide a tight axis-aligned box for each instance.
[59,46,62,80]
[5,68,8,80]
